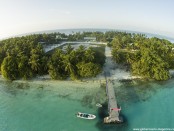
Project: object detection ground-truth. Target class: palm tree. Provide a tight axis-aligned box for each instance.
[29,48,42,74]
[76,45,86,62]
[64,49,81,80]
[65,44,74,54]
[63,54,76,79]
[29,55,40,72]
[84,47,94,62]
[1,55,19,80]
[48,49,67,80]
[18,55,33,79]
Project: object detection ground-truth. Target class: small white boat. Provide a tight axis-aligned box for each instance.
[76,112,96,120]
[96,103,102,107]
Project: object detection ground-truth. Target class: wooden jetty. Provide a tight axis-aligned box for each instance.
[104,80,123,123]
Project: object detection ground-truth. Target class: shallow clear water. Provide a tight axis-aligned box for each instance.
[113,79,174,130]
[0,79,174,131]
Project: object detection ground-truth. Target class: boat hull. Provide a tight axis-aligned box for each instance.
[77,112,96,120]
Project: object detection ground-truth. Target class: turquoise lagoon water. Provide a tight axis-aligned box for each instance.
[0,79,174,131]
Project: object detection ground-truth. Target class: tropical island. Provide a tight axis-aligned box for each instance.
[0,31,174,81]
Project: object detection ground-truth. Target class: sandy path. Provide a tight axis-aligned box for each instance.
[103,46,139,80]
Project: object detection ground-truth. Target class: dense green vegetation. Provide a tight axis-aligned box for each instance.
[68,31,174,81]
[110,33,174,80]
[0,36,48,80]
[48,44,104,80]
[0,34,105,80]
[0,31,173,81]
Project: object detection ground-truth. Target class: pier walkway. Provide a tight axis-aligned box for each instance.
[104,80,123,123]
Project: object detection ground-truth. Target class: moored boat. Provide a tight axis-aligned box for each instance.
[76,112,96,119]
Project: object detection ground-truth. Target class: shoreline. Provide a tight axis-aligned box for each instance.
[1,68,174,86]
[0,73,143,95]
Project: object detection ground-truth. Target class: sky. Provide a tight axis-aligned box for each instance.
[0,0,174,39]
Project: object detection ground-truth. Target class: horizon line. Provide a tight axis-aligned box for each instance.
[1,28,174,42]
